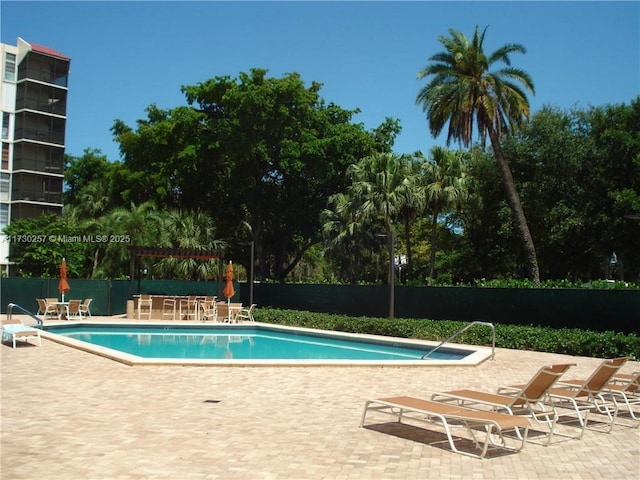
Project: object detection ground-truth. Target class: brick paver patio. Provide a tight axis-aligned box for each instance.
[2,317,639,479]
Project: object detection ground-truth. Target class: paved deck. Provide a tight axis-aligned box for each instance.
[2,316,639,480]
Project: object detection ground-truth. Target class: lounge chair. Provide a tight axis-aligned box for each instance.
[37,298,58,320]
[360,396,530,459]
[603,371,640,424]
[236,303,257,322]
[2,317,42,349]
[431,364,576,444]
[544,357,631,432]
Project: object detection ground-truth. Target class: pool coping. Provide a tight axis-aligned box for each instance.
[38,320,494,367]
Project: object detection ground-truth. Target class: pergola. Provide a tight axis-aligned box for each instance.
[128,246,223,296]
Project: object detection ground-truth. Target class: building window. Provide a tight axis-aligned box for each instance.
[4,53,16,81]
[0,173,9,201]
[0,203,7,229]
[1,143,8,170]
[1,113,9,140]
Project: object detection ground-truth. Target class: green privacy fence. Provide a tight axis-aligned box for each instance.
[253,284,639,333]
[1,279,638,333]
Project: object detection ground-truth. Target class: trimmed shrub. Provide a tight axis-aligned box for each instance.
[254,308,639,359]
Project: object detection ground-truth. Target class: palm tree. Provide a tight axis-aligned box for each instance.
[416,26,540,285]
[322,193,363,283]
[347,153,421,316]
[155,210,225,280]
[422,146,469,280]
[396,153,426,282]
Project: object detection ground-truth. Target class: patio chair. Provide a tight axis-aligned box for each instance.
[431,364,576,445]
[199,297,218,322]
[360,396,530,459]
[236,303,257,322]
[79,298,92,317]
[543,357,631,432]
[2,317,42,349]
[66,299,82,320]
[162,297,176,320]
[138,295,152,320]
[179,296,198,321]
[36,298,45,315]
[37,298,58,320]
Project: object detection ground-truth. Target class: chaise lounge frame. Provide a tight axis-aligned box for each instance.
[544,357,630,433]
[360,396,530,459]
[431,364,577,445]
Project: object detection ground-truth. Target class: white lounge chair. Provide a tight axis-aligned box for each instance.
[432,364,576,444]
[361,396,530,459]
[604,371,640,424]
[544,357,630,433]
[2,318,42,349]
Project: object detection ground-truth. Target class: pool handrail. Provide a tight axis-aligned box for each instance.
[422,321,495,361]
[7,303,43,327]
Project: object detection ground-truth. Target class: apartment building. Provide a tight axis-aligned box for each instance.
[0,38,70,274]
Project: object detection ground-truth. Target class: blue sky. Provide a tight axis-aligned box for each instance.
[2,1,639,161]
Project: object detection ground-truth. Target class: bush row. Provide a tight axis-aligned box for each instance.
[254,308,639,359]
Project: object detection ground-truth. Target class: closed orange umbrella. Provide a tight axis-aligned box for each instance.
[58,257,70,302]
[222,261,235,301]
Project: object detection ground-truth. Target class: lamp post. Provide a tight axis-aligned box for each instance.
[241,222,255,306]
[377,231,395,320]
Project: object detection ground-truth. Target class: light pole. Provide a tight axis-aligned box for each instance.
[241,222,254,306]
[377,231,395,320]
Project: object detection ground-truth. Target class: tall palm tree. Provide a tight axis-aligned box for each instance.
[416,26,540,284]
[347,153,420,299]
[422,146,469,280]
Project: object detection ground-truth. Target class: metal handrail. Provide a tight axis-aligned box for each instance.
[422,320,495,360]
[7,303,43,327]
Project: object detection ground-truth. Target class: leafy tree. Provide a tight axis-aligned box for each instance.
[64,148,124,218]
[416,26,540,284]
[501,101,640,281]
[114,69,394,282]
[3,214,87,277]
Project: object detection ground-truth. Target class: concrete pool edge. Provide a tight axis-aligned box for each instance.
[38,320,494,367]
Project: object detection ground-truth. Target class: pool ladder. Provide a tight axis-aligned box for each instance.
[421,321,495,361]
[6,303,43,327]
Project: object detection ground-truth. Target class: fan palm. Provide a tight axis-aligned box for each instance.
[416,26,540,284]
[422,147,469,280]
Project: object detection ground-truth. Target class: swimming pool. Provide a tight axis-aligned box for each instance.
[40,322,492,367]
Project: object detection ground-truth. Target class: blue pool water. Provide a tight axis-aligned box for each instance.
[43,324,470,361]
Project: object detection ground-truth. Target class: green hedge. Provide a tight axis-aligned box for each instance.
[255,308,640,359]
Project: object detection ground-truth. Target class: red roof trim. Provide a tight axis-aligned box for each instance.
[29,42,70,60]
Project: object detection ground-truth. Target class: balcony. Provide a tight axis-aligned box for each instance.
[16,82,68,116]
